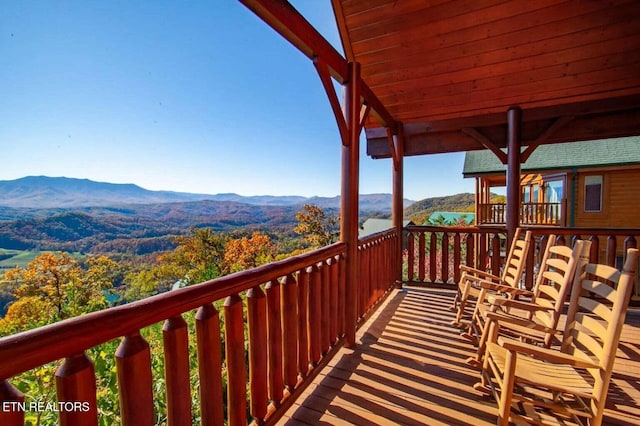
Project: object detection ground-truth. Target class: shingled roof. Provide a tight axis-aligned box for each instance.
[463,137,640,177]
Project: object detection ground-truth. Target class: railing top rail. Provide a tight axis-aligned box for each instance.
[0,242,346,379]
[405,225,506,233]
[520,226,640,236]
[405,224,640,237]
[358,228,398,246]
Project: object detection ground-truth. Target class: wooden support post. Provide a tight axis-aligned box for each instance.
[506,107,522,247]
[392,125,404,285]
[342,61,361,348]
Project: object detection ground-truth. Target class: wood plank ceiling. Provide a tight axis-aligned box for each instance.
[332,0,640,158]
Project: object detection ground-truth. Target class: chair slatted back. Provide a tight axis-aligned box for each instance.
[561,248,639,420]
[499,229,531,289]
[529,238,590,346]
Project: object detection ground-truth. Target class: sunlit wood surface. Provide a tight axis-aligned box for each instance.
[278,287,640,425]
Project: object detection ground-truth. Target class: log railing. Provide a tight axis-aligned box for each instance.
[404,225,506,286]
[477,202,565,226]
[0,229,398,426]
[404,225,640,300]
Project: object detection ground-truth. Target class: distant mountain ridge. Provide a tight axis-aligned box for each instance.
[0,176,414,210]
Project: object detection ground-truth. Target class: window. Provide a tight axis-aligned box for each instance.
[584,175,603,212]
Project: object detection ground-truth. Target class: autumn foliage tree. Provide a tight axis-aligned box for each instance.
[294,204,339,248]
[223,231,275,273]
[0,252,119,333]
[155,227,227,287]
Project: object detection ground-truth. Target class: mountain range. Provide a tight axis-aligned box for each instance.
[0,176,414,211]
[0,176,417,253]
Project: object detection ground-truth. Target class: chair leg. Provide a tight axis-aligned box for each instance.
[467,319,489,368]
[497,350,517,426]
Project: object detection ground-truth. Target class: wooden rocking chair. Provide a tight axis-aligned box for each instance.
[451,229,532,328]
[465,237,590,368]
[478,248,639,426]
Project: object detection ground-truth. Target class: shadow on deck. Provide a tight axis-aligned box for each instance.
[278,287,640,425]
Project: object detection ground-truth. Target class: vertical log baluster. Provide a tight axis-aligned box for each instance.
[56,353,98,426]
[442,231,449,283]
[465,233,474,269]
[247,286,268,424]
[329,258,338,344]
[418,232,435,282]
[307,265,321,366]
[297,269,310,377]
[338,254,346,337]
[479,233,487,271]
[320,262,330,353]
[407,232,415,282]
[224,294,247,426]
[624,236,637,264]
[589,235,600,263]
[265,280,283,407]
[365,245,371,314]
[428,232,436,282]
[163,316,191,426]
[453,232,461,283]
[557,234,566,247]
[491,233,501,277]
[281,274,299,393]
[357,247,364,318]
[195,304,224,426]
[607,235,617,267]
[115,332,154,426]
[0,380,24,426]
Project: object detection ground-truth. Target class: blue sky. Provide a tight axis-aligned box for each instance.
[0,1,474,201]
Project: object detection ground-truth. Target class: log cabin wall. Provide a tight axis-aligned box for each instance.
[573,166,640,228]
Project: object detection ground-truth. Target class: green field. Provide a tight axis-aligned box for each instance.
[0,249,84,276]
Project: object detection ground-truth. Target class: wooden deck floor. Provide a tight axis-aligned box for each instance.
[278,287,640,426]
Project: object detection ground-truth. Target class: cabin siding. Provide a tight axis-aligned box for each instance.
[574,167,640,228]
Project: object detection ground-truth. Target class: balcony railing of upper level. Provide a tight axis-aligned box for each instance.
[477,201,566,226]
[0,230,399,426]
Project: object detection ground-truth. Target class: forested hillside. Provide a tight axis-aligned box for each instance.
[0,201,308,253]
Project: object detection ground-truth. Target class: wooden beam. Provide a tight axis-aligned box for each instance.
[330,0,354,61]
[239,0,396,130]
[461,127,507,164]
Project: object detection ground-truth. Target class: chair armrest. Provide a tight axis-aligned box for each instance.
[500,339,600,369]
[491,299,553,312]
[478,279,532,296]
[459,265,500,282]
[485,311,559,335]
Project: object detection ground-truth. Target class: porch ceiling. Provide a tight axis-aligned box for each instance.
[332,0,640,158]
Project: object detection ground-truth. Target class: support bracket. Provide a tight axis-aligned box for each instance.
[521,116,574,162]
[314,57,348,145]
[386,128,400,172]
[462,127,507,164]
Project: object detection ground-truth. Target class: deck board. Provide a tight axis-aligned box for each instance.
[277,287,640,425]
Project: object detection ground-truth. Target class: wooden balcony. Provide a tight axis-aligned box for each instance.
[477,202,566,226]
[277,287,640,426]
[1,226,639,425]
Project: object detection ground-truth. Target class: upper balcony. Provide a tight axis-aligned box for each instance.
[477,201,566,226]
